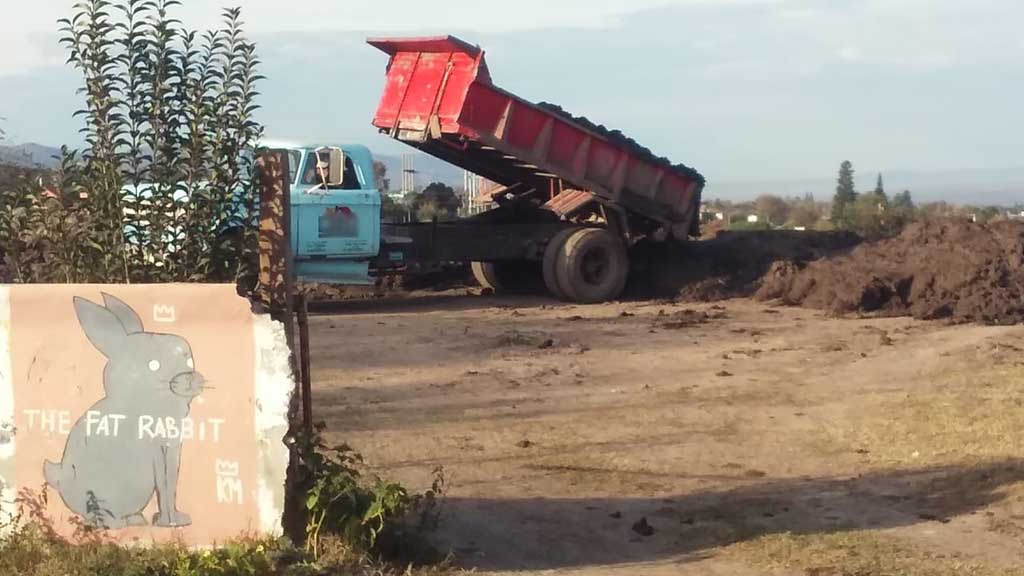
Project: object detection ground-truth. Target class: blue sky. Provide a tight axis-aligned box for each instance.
[1,0,1022,184]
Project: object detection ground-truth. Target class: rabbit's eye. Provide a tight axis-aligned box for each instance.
[186,358,194,370]
[148,360,161,372]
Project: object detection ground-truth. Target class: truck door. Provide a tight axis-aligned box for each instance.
[292,151,381,260]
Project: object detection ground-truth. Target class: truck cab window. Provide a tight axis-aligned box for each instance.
[301,151,361,189]
[287,149,301,184]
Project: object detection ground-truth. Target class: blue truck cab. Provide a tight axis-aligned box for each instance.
[122,142,386,285]
[272,143,382,285]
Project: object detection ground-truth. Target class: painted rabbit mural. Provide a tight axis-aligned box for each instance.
[43,293,206,529]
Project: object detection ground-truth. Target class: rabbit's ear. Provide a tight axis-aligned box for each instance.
[101,293,145,334]
[74,297,128,357]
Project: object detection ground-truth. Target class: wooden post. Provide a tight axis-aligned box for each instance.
[296,293,313,437]
[256,149,294,321]
[255,149,305,542]
[256,150,298,425]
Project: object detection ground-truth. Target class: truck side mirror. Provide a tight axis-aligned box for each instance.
[315,147,345,186]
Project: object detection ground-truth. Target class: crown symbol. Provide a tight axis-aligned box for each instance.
[153,304,176,323]
[216,460,240,477]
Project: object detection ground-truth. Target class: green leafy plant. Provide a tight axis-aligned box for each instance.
[294,421,436,561]
[0,0,263,287]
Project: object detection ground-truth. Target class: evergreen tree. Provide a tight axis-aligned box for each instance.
[830,160,857,227]
[873,173,887,204]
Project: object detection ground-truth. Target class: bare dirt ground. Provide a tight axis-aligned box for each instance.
[309,292,1024,575]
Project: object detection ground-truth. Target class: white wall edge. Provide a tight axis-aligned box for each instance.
[0,286,14,529]
[252,314,293,537]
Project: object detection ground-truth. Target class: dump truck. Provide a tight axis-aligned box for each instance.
[362,35,705,302]
[120,36,705,301]
[284,34,705,303]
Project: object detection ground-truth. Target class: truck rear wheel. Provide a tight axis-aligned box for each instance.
[542,228,580,300]
[555,228,629,304]
[471,261,503,291]
[471,261,541,293]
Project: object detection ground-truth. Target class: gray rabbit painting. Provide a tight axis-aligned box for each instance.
[43,293,206,529]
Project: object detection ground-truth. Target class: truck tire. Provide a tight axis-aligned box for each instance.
[542,228,580,300]
[555,228,629,304]
[471,261,540,292]
[471,261,504,291]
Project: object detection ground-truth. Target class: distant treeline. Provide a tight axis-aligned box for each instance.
[702,161,1021,239]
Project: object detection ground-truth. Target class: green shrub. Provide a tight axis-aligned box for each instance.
[1,0,263,285]
[0,524,459,576]
[0,452,452,576]
[293,422,445,562]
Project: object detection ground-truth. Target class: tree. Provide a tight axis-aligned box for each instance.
[0,1,263,284]
[415,199,443,222]
[883,189,915,232]
[831,160,857,228]
[873,173,887,204]
[372,160,390,192]
[891,190,913,211]
[380,193,407,223]
[789,193,821,228]
[754,194,789,226]
[846,193,891,239]
[413,181,460,221]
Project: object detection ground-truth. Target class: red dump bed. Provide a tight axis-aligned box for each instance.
[368,35,704,235]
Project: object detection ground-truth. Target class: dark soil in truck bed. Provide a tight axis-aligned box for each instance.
[536,102,705,186]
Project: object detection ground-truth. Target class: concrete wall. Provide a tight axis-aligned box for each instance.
[0,285,292,545]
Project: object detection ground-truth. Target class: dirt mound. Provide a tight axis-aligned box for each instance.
[630,230,862,301]
[756,219,1024,324]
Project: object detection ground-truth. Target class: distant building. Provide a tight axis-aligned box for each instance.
[698,204,726,223]
[465,171,498,215]
[400,154,417,195]
[747,214,759,223]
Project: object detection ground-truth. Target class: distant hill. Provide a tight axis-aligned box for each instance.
[5,141,1022,206]
[706,167,1024,206]
[375,152,1024,205]
[0,143,61,168]
[0,142,469,189]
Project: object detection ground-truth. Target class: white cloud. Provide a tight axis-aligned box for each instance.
[766,0,1021,71]
[837,45,862,63]
[1,0,788,75]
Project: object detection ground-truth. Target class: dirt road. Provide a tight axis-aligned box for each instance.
[309,293,1024,575]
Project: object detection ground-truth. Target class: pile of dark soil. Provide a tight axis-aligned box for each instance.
[755,219,1024,325]
[629,230,862,301]
[536,102,705,186]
